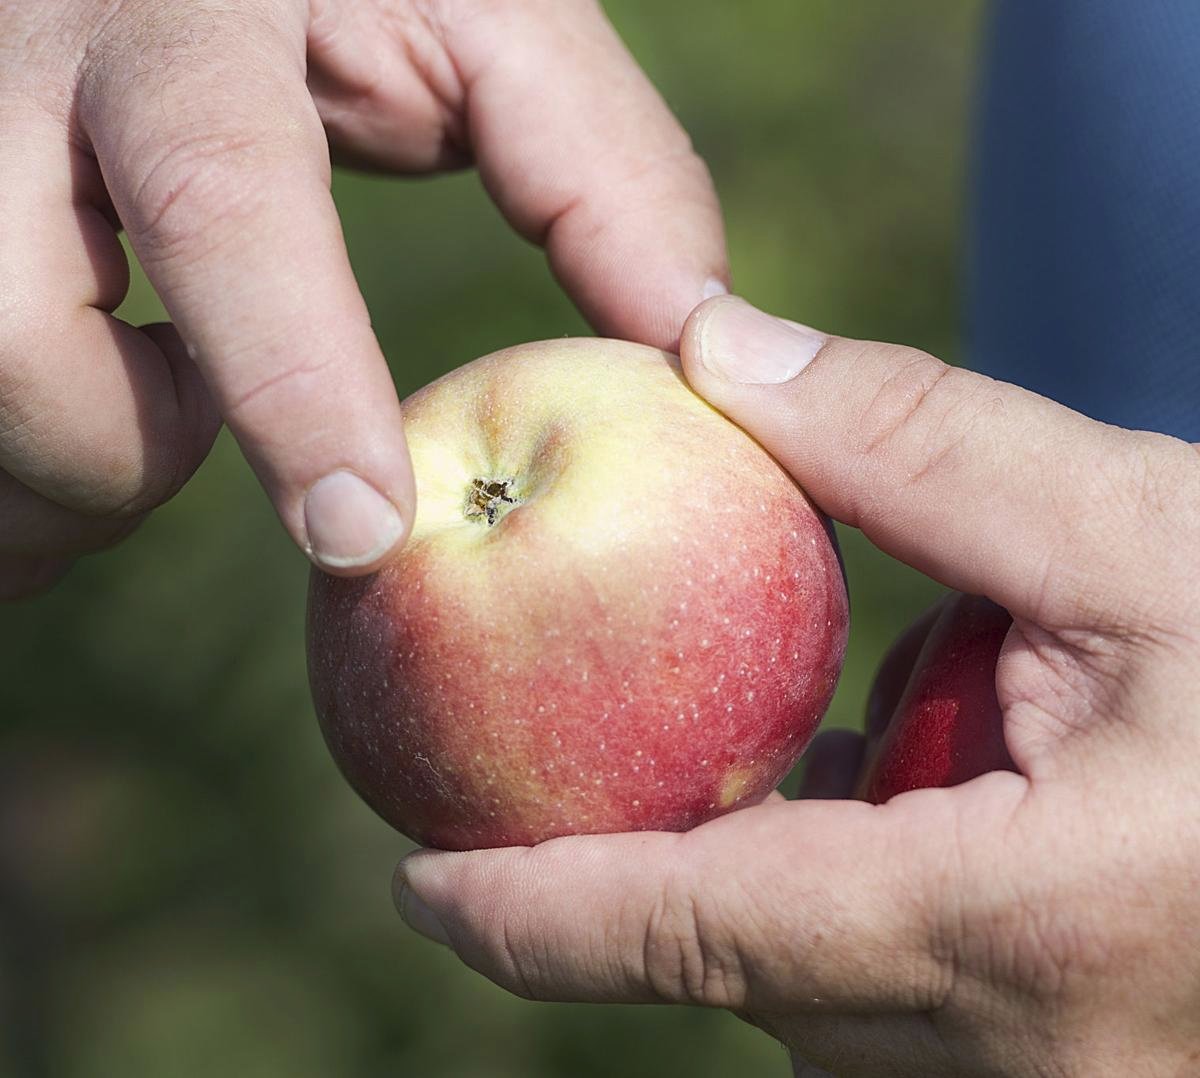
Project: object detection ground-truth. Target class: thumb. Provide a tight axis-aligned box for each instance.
[680,296,1185,629]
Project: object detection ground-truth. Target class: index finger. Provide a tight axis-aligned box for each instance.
[81,3,413,573]
[392,790,1003,1013]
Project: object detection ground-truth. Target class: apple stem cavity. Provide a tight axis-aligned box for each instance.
[465,477,521,527]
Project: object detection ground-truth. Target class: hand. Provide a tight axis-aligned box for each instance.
[0,0,726,597]
[394,296,1200,1076]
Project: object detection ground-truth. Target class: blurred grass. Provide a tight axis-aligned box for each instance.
[0,2,981,1075]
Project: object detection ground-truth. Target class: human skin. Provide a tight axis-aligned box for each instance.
[395,296,1200,1076]
[0,0,726,597]
[307,339,848,849]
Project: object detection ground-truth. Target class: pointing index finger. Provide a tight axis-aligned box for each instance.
[81,3,413,573]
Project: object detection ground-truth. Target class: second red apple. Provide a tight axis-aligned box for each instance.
[858,593,1016,803]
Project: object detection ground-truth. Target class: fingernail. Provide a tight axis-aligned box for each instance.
[394,877,452,947]
[699,297,827,384]
[304,470,406,570]
[702,277,730,300]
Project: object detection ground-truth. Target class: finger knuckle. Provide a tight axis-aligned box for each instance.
[469,894,551,1001]
[856,349,1000,490]
[469,908,535,999]
[122,112,324,267]
[641,867,749,1009]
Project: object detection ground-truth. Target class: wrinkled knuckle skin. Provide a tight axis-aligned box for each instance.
[856,349,999,491]
[122,129,285,265]
[641,879,749,1009]
[474,905,542,1002]
[856,347,946,459]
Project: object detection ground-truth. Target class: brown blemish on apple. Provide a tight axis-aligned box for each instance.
[465,477,520,526]
[719,766,755,808]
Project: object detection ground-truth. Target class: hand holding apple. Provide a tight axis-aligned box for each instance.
[308,339,848,850]
[0,0,727,597]
[394,297,1200,1077]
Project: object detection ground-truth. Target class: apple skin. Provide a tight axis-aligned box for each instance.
[307,339,849,850]
[858,593,1017,803]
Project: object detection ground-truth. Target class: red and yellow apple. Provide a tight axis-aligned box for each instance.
[307,339,849,850]
[858,592,1016,803]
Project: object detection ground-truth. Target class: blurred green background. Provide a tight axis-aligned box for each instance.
[0,1,982,1074]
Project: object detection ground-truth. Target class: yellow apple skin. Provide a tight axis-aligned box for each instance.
[307,339,849,850]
